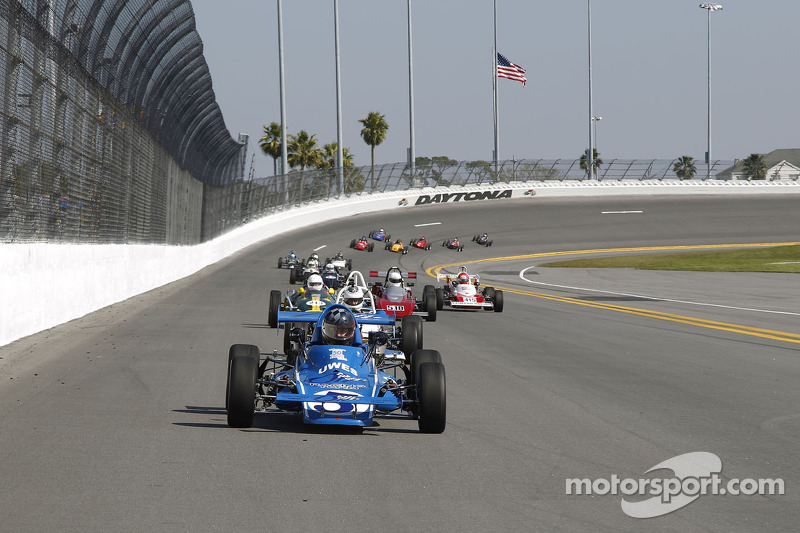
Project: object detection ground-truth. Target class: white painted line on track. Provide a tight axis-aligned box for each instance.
[313,245,327,251]
[414,222,442,227]
[518,266,800,317]
[601,210,643,214]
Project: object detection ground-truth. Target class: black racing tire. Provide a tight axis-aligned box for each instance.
[410,349,442,386]
[278,257,283,268]
[368,243,374,252]
[427,244,432,250]
[472,235,477,241]
[417,362,446,434]
[350,239,356,248]
[268,290,281,328]
[423,285,437,322]
[227,354,258,428]
[488,240,493,247]
[289,268,296,285]
[385,243,390,250]
[493,290,504,312]
[401,315,423,359]
[442,240,446,247]
[483,287,496,300]
[225,344,260,420]
[386,234,391,242]
[347,259,353,270]
[459,246,464,252]
[435,287,444,310]
[283,322,292,355]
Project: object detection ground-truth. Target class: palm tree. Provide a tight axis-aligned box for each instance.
[317,142,354,169]
[259,122,282,176]
[358,111,389,190]
[741,153,767,180]
[672,156,697,180]
[287,130,322,171]
[579,148,603,178]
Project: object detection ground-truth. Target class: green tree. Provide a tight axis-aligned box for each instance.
[287,130,322,171]
[579,148,603,178]
[259,122,282,176]
[672,156,697,180]
[741,153,767,180]
[358,111,389,189]
[316,142,354,170]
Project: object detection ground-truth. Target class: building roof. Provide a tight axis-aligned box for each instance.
[717,149,800,178]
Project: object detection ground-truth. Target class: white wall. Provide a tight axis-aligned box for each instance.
[3,180,799,347]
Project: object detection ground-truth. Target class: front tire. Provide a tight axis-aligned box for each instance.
[493,290,504,312]
[226,345,259,426]
[423,286,437,322]
[417,361,446,433]
[278,257,283,268]
[435,288,444,310]
[401,315,423,359]
[226,344,259,411]
[289,268,296,284]
[268,290,281,328]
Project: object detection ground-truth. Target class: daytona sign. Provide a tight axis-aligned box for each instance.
[414,189,513,205]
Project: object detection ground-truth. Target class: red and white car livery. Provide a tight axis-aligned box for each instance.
[410,237,432,250]
[369,268,437,322]
[435,267,504,312]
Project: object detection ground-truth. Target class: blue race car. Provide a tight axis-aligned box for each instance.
[369,228,391,242]
[226,304,446,433]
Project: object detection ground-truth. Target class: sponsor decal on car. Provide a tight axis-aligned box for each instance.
[318,362,358,376]
[414,189,513,205]
[386,305,405,311]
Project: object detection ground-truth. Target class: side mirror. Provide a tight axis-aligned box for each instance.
[368,331,389,346]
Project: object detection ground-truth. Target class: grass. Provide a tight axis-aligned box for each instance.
[540,245,800,273]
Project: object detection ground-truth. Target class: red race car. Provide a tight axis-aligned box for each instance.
[369,267,437,322]
[410,237,432,250]
[442,237,464,252]
[434,266,504,312]
[350,235,375,252]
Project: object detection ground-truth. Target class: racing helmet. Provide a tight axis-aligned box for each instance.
[341,285,364,311]
[325,263,336,273]
[307,274,324,291]
[335,251,343,259]
[457,272,470,284]
[387,270,403,287]
[311,253,319,260]
[321,307,356,345]
[289,250,297,259]
[380,228,384,232]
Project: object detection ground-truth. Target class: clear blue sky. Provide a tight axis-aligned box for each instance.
[191,1,799,179]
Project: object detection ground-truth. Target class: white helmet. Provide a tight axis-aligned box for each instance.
[387,270,403,287]
[307,274,324,291]
[341,285,364,311]
[325,263,336,273]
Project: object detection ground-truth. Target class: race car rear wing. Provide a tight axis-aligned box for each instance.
[369,270,417,279]
[277,309,396,327]
[436,272,480,283]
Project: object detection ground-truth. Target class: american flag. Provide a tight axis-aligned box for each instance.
[497,52,526,87]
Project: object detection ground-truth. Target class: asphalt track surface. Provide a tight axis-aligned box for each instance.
[1,195,799,532]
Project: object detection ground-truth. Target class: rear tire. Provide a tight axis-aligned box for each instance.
[289,268,296,284]
[417,362,446,433]
[350,239,356,248]
[493,290,504,312]
[278,257,283,268]
[400,315,423,359]
[268,290,281,328]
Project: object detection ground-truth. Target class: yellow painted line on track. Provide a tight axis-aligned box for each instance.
[425,242,800,345]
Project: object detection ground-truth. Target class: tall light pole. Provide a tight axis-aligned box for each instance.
[407,0,416,180]
[277,0,287,178]
[334,0,343,194]
[587,0,594,180]
[700,3,722,180]
[592,116,602,152]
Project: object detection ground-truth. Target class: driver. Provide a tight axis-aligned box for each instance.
[457,272,470,285]
[322,263,339,289]
[321,307,357,345]
[385,270,404,287]
[306,273,325,292]
[335,250,344,260]
[481,233,488,240]
[394,238,402,245]
[341,285,364,311]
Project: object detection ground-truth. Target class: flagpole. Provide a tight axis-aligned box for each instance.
[492,0,499,177]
